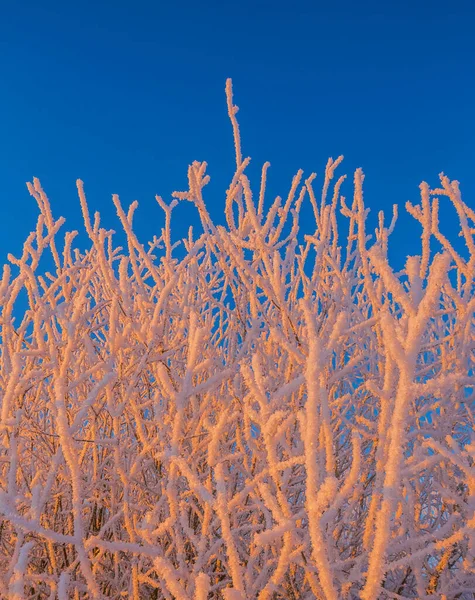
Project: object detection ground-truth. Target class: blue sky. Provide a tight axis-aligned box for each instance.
[1,0,474,268]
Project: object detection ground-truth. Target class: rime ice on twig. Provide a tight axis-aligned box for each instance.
[0,80,474,599]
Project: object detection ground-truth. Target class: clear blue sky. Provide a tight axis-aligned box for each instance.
[1,0,474,267]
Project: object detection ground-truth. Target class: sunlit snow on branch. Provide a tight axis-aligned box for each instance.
[0,80,474,599]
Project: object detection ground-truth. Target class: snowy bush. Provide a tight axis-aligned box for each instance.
[0,80,474,599]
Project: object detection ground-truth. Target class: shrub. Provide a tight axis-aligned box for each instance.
[0,80,474,599]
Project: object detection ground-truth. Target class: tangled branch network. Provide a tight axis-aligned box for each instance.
[0,80,474,600]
